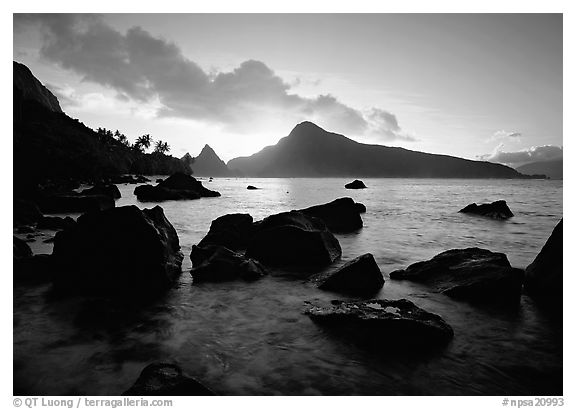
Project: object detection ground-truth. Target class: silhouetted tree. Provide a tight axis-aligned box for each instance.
[134,134,153,153]
[154,140,170,155]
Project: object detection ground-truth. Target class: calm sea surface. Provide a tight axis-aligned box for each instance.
[14,178,563,395]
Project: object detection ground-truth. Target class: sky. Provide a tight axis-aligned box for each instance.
[13,13,563,165]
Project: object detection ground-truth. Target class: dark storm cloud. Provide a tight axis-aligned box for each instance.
[14,13,414,141]
[480,144,563,165]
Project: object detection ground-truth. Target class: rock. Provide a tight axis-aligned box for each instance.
[390,248,524,304]
[109,175,150,184]
[52,205,183,295]
[14,236,32,259]
[14,199,42,226]
[190,245,267,283]
[459,200,514,219]
[16,225,35,234]
[355,202,367,213]
[134,172,220,202]
[134,185,201,202]
[345,179,367,189]
[80,184,121,199]
[39,194,115,214]
[305,299,453,347]
[311,253,384,295]
[37,216,76,230]
[246,211,341,270]
[123,363,214,396]
[300,197,363,233]
[247,185,259,190]
[14,236,55,281]
[197,213,254,251]
[15,254,56,282]
[525,219,562,306]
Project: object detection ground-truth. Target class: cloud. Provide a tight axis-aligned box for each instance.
[367,108,418,142]
[491,130,522,141]
[480,144,563,165]
[14,13,415,142]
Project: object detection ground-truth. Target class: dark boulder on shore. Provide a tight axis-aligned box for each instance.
[123,363,215,396]
[134,172,220,202]
[14,199,43,226]
[525,219,562,307]
[345,179,367,189]
[355,202,367,213]
[197,213,254,251]
[305,299,453,348]
[390,248,524,304]
[190,244,267,283]
[310,253,384,295]
[247,211,342,270]
[38,193,115,214]
[299,197,364,233]
[13,236,55,281]
[52,205,183,294]
[80,184,121,199]
[14,236,32,260]
[37,216,76,230]
[459,200,514,219]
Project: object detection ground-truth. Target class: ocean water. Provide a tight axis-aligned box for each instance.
[14,178,563,395]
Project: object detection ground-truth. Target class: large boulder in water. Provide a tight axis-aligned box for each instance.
[197,213,254,251]
[190,244,267,283]
[246,211,342,270]
[310,253,384,295]
[345,179,367,189]
[38,194,115,214]
[123,363,214,396]
[299,197,364,233]
[134,172,220,202]
[52,205,183,294]
[459,200,514,219]
[134,184,201,201]
[525,219,562,307]
[13,236,55,281]
[37,216,76,230]
[80,184,121,199]
[14,199,42,226]
[305,299,453,348]
[390,248,524,304]
[14,236,32,260]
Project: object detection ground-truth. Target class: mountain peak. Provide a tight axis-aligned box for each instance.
[200,144,217,155]
[191,144,232,176]
[290,121,324,135]
[14,61,63,114]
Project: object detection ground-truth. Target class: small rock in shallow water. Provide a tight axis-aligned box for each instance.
[459,200,514,219]
[345,179,367,189]
[305,298,453,348]
[123,362,215,396]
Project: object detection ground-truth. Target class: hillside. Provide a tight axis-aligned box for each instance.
[516,159,562,180]
[13,61,190,198]
[190,145,233,176]
[228,122,532,178]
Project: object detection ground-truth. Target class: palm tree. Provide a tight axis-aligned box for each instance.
[134,134,153,152]
[154,140,170,154]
